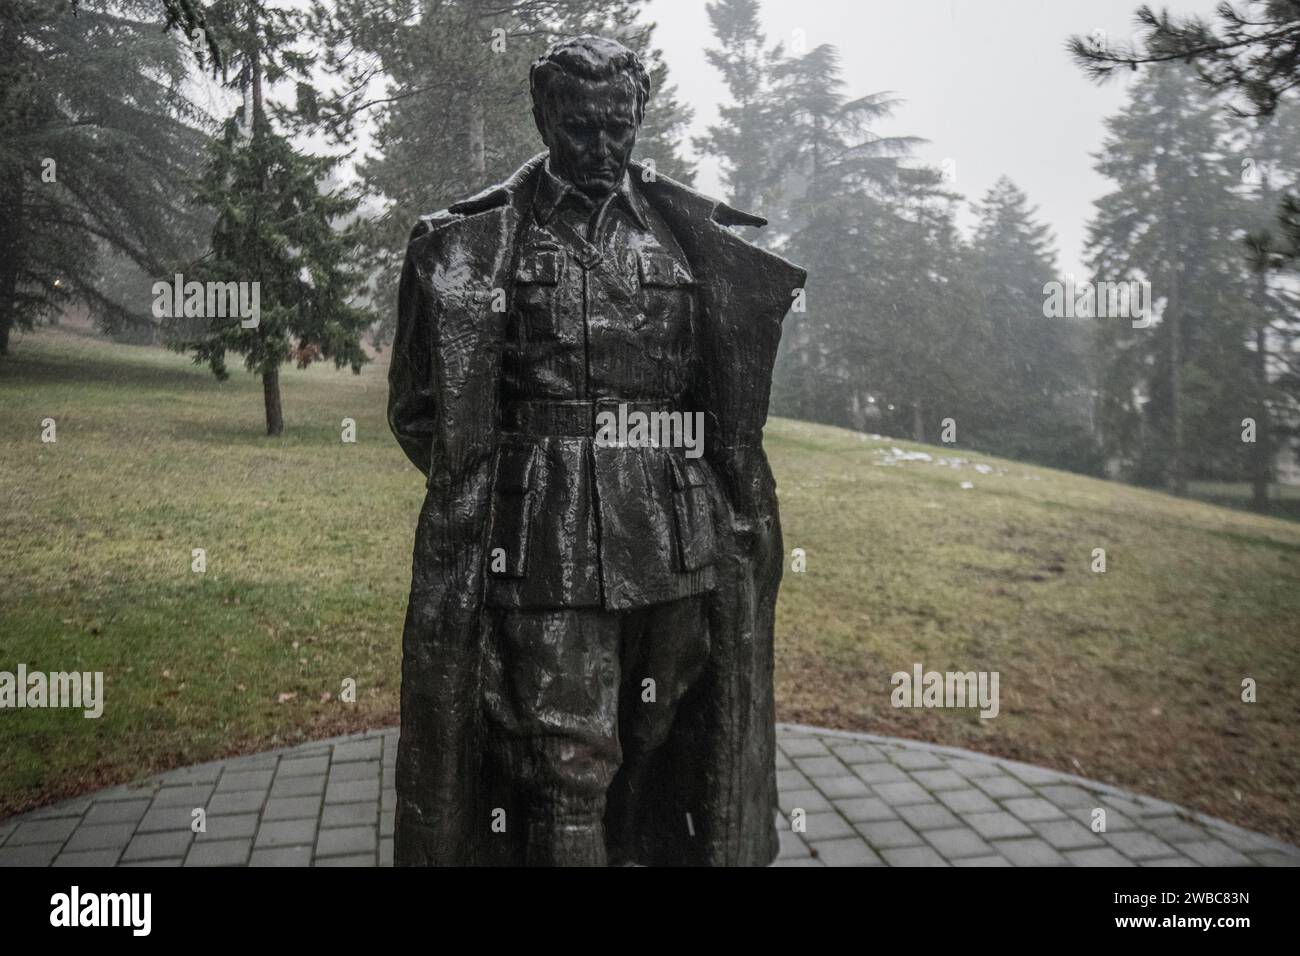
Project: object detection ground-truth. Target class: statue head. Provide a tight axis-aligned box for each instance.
[530,36,650,199]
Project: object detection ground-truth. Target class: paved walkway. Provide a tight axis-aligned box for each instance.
[2,724,1296,867]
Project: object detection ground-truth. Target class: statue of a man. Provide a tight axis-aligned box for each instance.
[388,35,805,866]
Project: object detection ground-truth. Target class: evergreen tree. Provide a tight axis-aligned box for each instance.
[0,0,210,354]
[966,178,1101,472]
[167,0,376,436]
[1086,65,1251,493]
[693,0,783,225]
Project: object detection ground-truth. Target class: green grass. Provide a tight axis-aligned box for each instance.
[1187,480,1300,523]
[2,326,1299,847]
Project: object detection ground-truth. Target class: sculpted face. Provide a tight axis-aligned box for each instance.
[537,76,640,199]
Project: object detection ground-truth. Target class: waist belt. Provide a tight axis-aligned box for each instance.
[502,399,680,437]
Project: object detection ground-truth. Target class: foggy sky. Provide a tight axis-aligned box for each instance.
[646,0,1221,280]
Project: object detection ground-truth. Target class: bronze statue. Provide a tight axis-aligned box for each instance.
[388,35,806,866]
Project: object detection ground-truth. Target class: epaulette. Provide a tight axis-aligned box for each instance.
[713,202,768,228]
[447,185,511,216]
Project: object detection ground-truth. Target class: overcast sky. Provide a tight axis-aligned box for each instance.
[645,0,1220,279]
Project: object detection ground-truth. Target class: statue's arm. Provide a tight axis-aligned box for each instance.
[388,223,437,477]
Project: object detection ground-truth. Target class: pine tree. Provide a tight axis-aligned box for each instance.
[0,0,210,355]
[966,178,1100,472]
[1087,65,1251,493]
[694,0,782,224]
[167,0,375,436]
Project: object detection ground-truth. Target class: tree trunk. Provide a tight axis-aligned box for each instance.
[1250,277,1271,513]
[263,365,284,436]
[467,92,486,180]
[1166,263,1186,496]
[912,400,925,442]
[0,174,21,356]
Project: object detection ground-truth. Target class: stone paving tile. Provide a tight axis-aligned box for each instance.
[321,802,379,829]
[316,826,377,858]
[851,763,908,785]
[1143,816,1212,843]
[872,781,932,806]
[5,724,1298,869]
[777,829,810,859]
[855,820,924,849]
[936,788,999,815]
[896,802,961,832]
[137,806,198,833]
[924,827,994,859]
[780,788,832,813]
[829,743,885,764]
[973,775,1035,799]
[810,838,884,866]
[64,823,137,853]
[122,831,193,862]
[1177,840,1254,867]
[278,756,330,777]
[779,736,831,758]
[1031,819,1105,851]
[800,812,855,841]
[315,853,375,867]
[1065,847,1135,867]
[951,855,1012,867]
[83,799,151,826]
[52,849,122,867]
[197,813,258,842]
[270,775,326,798]
[249,846,313,867]
[1037,784,1098,808]
[992,837,1069,867]
[891,749,947,771]
[1003,797,1069,823]
[206,791,267,816]
[811,775,870,799]
[10,817,80,846]
[910,769,966,791]
[881,845,949,866]
[332,738,382,763]
[0,843,62,866]
[794,756,847,777]
[185,839,252,867]
[964,811,1033,840]
[1104,830,1180,861]
[832,796,896,823]
[263,796,322,821]
[152,785,216,808]
[255,819,318,849]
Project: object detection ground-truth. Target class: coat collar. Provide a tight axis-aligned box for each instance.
[532,157,649,231]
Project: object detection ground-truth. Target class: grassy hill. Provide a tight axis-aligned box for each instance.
[2,327,1298,844]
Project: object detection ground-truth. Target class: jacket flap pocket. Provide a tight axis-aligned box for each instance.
[638,251,693,287]
[496,444,539,494]
[515,249,560,285]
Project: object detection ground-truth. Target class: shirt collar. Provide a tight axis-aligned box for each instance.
[534,158,649,231]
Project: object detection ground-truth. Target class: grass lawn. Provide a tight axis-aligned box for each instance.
[2,326,1299,845]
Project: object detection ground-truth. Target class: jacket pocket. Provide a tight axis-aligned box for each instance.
[666,455,717,572]
[488,444,540,578]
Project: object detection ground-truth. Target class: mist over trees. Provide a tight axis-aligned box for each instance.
[4,0,1299,503]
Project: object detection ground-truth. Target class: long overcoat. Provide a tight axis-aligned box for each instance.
[388,153,807,865]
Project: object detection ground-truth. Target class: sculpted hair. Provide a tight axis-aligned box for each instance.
[530,35,651,123]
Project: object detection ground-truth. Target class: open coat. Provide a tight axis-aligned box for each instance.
[388,153,807,865]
